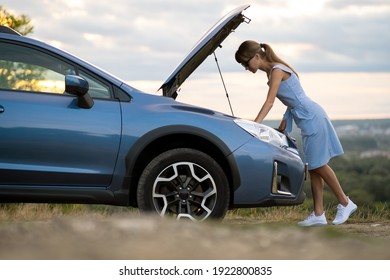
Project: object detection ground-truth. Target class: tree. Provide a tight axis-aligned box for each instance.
[0,6,34,35]
[0,6,44,91]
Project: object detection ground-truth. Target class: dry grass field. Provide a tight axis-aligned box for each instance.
[0,204,389,260]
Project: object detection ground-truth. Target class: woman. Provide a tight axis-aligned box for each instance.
[235,40,357,226]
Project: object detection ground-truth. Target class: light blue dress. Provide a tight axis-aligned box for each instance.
[271,64,344,170]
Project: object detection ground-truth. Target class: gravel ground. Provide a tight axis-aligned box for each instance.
[0,214,389,260]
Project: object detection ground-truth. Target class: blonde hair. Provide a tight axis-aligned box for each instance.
[235,40,299,77]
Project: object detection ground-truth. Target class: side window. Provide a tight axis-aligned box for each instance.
[79,70,112,99]
[0,42,75,94]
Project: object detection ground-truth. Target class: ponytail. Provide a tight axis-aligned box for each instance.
[259,43,299,78]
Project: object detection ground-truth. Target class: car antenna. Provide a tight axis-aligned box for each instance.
[213,51,234,116]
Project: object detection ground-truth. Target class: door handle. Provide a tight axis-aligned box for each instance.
[0,105,4,113]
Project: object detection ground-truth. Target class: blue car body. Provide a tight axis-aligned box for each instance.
[0,5,305,220]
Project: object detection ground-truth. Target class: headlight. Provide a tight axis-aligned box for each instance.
[234,119,288,148]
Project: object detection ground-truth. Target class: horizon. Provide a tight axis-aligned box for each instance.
[131,71,390,121]
[2,0,389,121]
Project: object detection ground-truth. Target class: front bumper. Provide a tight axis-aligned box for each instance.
[230,137,306,207]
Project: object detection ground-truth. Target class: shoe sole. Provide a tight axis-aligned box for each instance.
[332,206,357,225]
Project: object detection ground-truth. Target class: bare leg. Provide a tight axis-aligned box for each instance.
[301,164,355,226]
[309,170,324,216]
[311,164,348,206]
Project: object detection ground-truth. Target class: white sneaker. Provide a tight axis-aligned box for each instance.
[332,198,357,225]
[298,211,327,226]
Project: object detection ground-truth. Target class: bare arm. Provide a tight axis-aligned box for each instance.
[254,68,284,123]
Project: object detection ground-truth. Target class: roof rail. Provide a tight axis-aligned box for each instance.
[0,25,22,36]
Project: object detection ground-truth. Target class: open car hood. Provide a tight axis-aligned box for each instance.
[160,5,250,99]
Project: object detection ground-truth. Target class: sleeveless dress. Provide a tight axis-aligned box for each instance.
[271,64,343,170]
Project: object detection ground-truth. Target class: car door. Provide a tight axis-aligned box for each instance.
[0,41,121,187]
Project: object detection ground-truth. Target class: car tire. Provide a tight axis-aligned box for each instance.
[137,148,230,221]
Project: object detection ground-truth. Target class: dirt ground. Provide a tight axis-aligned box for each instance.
[0,213,389,260]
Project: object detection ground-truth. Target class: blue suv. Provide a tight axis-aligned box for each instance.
[0,5,305,221]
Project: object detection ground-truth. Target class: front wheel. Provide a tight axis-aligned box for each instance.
[137,148,230,221]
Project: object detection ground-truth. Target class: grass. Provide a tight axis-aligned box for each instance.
[0,201,388,223]
[226,201,390,224]
[0,203,137,222]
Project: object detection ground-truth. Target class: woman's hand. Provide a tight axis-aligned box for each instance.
[278,119,287,132]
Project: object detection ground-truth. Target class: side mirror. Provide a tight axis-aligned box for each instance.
[65,75,94,109]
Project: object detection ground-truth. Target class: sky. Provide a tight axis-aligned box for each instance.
[2,0,390,120]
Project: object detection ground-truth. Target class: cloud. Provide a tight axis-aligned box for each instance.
[2,0,389,119]
[2,0,390,80]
